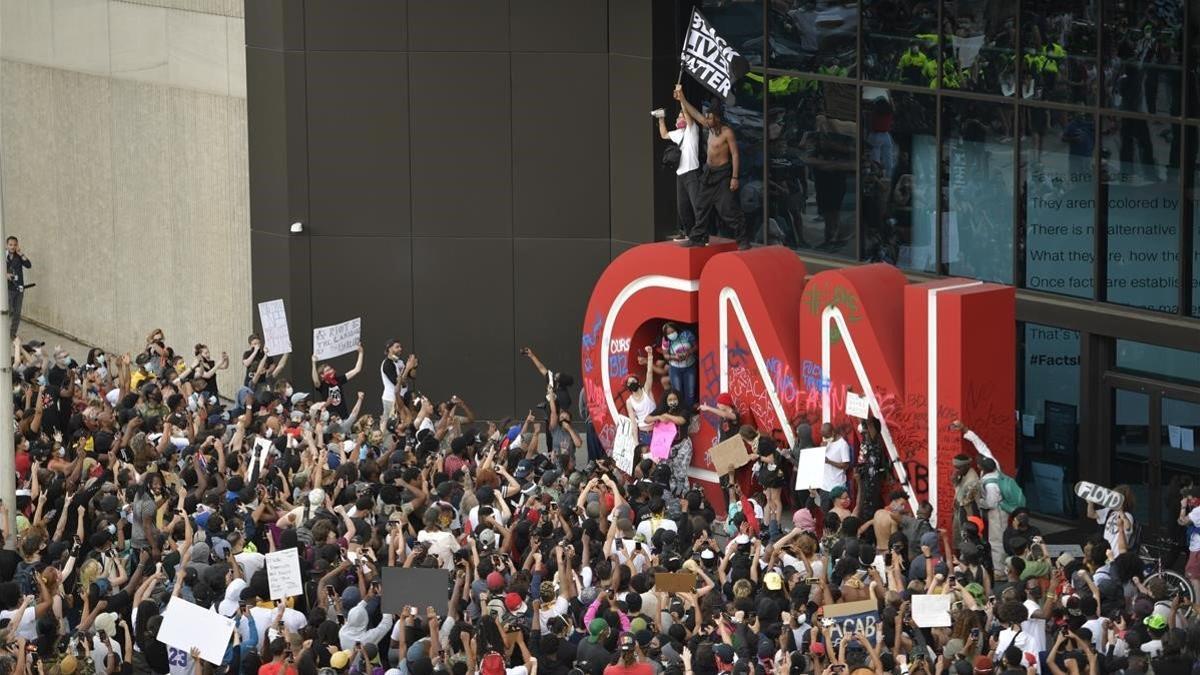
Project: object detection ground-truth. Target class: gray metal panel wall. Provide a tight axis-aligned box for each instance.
[245,0,672,419]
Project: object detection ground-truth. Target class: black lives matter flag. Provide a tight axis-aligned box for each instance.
[680,9,749,103]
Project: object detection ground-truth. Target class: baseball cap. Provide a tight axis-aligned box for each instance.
[505,592,527,614]
[714,644,735,663]
[331,651,352,669]
[56,655,78,675]
[1144,614,1167,631]
[588,618,609,643]
[487,571,506,591]
[619,633,637,652]
[764,572,783,591]
[716,393,733,407]
[94,612,118,637]
[973,656,993,674]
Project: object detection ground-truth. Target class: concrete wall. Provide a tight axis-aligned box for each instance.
[1,0,250,395]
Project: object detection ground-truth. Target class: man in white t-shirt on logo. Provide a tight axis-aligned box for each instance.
[820,423,851,509]
[656,93,702,241]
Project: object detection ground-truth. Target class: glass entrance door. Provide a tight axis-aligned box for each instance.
[1104,374,1200,533]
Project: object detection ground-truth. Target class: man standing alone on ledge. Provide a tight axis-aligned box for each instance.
[674,85,748,250]
[6,236,30,339]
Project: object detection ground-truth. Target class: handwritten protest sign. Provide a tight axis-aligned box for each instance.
[313,317,361,360]
[266,548,303,599]
[257,299,292,355]
[825,599,880,645]
[611,415,637,475]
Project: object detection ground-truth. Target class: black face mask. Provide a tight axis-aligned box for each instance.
[627,382,640,392]
[1028,588,1043,600]
[668,403,679,412]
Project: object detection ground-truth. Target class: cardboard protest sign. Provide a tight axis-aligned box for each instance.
[654,572,697,594]
[824,599,881,645]
[381,567,452,615]
[709,435,751,476]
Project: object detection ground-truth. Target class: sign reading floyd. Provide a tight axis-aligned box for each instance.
[579,241,1015,529]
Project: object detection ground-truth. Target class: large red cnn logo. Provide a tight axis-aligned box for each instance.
[580,241,1015,527]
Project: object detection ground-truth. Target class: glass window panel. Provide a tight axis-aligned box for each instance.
[1111,387,1151,526]
[700,0,768,67]
[1160,397,1200,470]
[942,0,1017,95]
[861,0,939,85]
[942,98,1015,283]
[1190,0,1200,118]
[1021,108,1096,298]
[690,77,764,242]
[1116,339,1200,383]
[1100,0,1183,116]
[766,82,858,257]
[1020,0,1098,105]
[1018,323,1080,516]
[1193,127,1200,315]
[769,0,858,74]
[860,88,937,271]
[1101,116,1180,311]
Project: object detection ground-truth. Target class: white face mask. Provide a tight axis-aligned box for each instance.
[666,332,678,341]
[96,354,106,365]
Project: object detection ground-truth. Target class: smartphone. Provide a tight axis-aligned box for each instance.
[970,628,981,640]
[336,613,345,624]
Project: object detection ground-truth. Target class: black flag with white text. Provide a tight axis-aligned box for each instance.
[680,9,750,103]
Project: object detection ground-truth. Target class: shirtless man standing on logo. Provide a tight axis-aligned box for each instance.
[674,84,748,250]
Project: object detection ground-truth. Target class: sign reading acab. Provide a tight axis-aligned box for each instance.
[579,241,1016,528]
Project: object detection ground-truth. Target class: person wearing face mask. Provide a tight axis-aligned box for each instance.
[625,346,658,443]
[656,97,701,242]
[642,389,693,497]
[658,322,698,409]
[310,343,364,420]
[818,423,851,510]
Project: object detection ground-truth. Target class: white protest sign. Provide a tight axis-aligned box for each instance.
[611,415,637,475]
[911,593,952,628]
[257,299,292,356]
[266,548,304,599]
[794,446,826,490]
[313,317,361,361]
[845,391,869,419]
[158,596,235,665]
[245,435,272,481]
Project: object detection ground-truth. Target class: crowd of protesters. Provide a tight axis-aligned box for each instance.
[2,320,1198,675]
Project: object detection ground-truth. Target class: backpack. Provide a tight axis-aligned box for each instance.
[723,500,745,537]
[480,651,506,675]
[982,471,1026,513]
[295,503,316,546]
[13,560,35,596]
